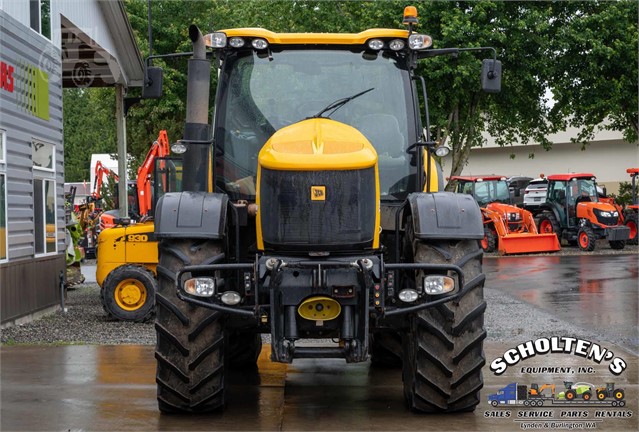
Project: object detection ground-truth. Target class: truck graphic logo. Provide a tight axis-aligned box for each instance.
[488,382,627,408]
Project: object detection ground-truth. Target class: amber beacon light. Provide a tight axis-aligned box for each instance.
[403,6,418,25]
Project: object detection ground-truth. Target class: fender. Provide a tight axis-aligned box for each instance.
[155,191,228,239]
[407,192,483,240]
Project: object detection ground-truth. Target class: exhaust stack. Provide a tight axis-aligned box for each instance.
[183,25,212,191]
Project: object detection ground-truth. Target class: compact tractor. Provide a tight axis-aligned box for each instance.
[536,173,630,251]
[451,176,560,254]
[144,6,502,413]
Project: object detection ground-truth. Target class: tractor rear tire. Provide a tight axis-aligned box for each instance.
[155,239,226,414]
[480,228,497,253]
[614,389,625,401]
[101,265,156,322]
[625,213,638,245]
[402,218,487,413]
[370,331,403,368]
[578,227,596,251]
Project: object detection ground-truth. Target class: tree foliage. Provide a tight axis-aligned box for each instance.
[62,0,638,185]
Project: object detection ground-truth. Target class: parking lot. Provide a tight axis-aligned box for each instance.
[1,250,637,431]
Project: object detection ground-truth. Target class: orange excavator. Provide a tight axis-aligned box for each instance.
[99,130,171,229]
[529,383,556,398]
[451,175,560,254]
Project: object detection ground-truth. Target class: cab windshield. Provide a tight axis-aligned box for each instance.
[214,49,415,200]
[473,180,510,206]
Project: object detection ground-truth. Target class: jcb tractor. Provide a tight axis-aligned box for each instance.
[536,173,630,251]
[147,6,502,413]
[451,175,560,254]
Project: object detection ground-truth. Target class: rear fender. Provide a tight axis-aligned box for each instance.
[155,191,228,239]
[407,192,483,240]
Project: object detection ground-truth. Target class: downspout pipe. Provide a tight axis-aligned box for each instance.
[183,25,212,192]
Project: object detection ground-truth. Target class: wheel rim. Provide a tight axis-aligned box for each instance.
[540,220,552,233]
[615,391,623,400]
[481,235,488,250]
[114,279,147,311]
[597,392,605,400]
[627,221,637,240]
[579,231,589,249]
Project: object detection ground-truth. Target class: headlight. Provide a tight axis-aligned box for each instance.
[508,212,521,221]
[184,277,216,297]
[408,34,433,50]
[398,289,419,303]
[388,39,405,51]
[229,37,245,48]
[203,32,227,48]
[423,275,455,295]
[367,39,384,50]
[599,211,612,218]
[251,38,268,50]
[220,291,242,305]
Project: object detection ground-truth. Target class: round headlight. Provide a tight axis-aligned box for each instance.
[435,146,450,157]
[220,291,242,305]
[229,37,245,48]
[171,141,187,154]
[251,38,268,50]
[388,39,405,51]
[367,39,384,50]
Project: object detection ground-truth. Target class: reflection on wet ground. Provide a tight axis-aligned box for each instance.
[485,254,638,353]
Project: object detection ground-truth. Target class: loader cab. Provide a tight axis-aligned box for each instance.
[452,176,511,206]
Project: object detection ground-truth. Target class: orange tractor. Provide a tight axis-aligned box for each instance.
[451,176,560,254]
[599,168,638,245]
[536,173,630,251]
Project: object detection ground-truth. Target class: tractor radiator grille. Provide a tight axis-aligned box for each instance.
[259,168,376,251]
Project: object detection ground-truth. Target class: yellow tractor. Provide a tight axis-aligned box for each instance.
[144,6,502,413]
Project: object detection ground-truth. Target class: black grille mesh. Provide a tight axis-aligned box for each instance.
[260,168,376,250]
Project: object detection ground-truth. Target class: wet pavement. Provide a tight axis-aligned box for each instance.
[1,254,638,431]
[485,254,639,354]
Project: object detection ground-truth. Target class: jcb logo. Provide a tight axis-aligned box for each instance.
[311,186,326,201]
[127,234,148,242]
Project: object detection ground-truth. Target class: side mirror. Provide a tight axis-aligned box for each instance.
[481,59,501,93]
[142,66,163,99]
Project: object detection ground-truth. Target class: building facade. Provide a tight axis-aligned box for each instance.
[0,0,143,326]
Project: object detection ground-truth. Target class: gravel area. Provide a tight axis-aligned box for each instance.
[1,245,636,346]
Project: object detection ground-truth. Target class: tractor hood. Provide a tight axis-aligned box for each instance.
[257,118,378,171]
[577,201,621,227]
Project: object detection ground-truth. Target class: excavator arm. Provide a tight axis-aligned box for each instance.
[92,161,119,201]
[137,130,170,217]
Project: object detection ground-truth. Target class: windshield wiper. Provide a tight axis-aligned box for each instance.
[309,87,375,119]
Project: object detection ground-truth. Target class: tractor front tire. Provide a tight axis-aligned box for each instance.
[480,228,497,253]
[578,227,596,252]
[609,240,625,250]
[538,212,560,235]
[402,219,487,412]
[155,239,226,414]
[101,265,156,322]
[624,213,638,245]
[226,332,262,369]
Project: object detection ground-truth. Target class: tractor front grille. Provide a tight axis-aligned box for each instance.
[259,168,376,251]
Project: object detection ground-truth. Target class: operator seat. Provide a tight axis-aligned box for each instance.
[354,114,406,194]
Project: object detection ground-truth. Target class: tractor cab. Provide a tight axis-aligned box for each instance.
[538,173,630,251]
[453,176,511,206]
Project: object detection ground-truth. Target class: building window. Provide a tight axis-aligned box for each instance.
[0,173,6,261]
[32,140,55,171]
[30,0,51,40]
[34,178,56,255]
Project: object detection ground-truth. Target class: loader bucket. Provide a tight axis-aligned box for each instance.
[498,233,561,255]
